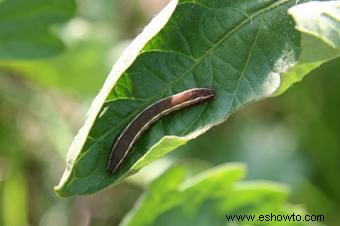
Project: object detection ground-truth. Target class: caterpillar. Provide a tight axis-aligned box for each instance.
[107,88,214,173]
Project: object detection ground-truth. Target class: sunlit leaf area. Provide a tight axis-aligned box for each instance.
[0,0,339,226]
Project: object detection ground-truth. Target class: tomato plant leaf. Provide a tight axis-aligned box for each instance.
[55,0,340,196]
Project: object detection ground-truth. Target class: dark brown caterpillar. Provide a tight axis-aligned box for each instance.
[107,88,214,173]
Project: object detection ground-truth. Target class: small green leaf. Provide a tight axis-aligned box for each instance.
[120,164,323,226]
[276,1,340,95]
[56,0,340,196]
[0,0,76,60]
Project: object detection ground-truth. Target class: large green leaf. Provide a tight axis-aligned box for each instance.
[55,0,340,196]
[0,0,76,59]
[120,164,324,226]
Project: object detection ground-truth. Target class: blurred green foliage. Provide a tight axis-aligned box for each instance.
[121,164,324,226]
[0,0,76,59]
[0,0,339,226]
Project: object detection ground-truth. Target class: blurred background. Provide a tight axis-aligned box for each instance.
[0,0,339,226]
